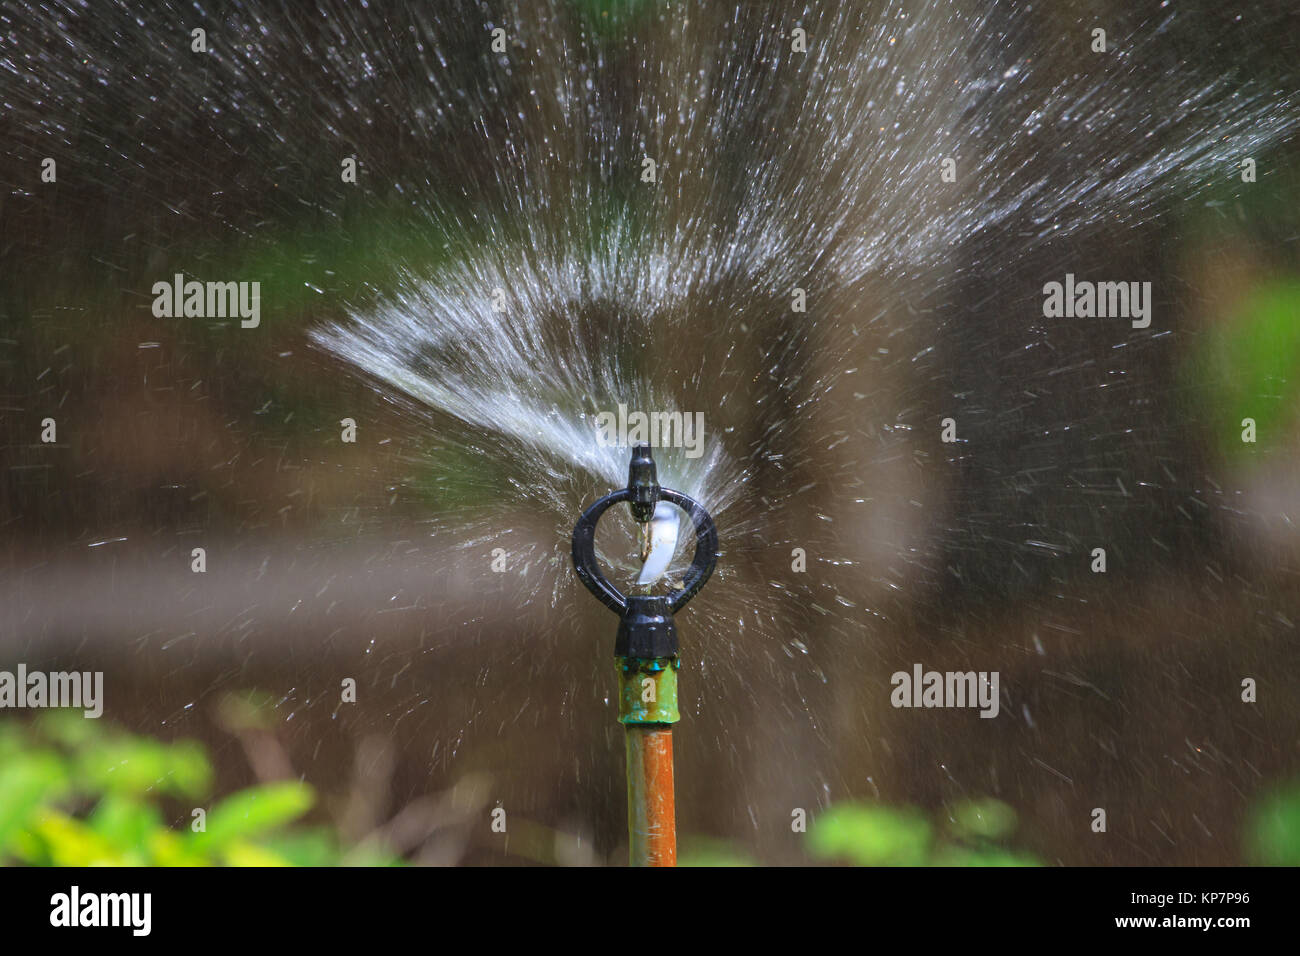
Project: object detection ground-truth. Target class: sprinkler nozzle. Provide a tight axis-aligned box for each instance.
[571,445,719,662]
[627,443,660,524]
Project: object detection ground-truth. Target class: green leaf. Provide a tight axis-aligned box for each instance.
[35,710,102,749]
[191,781,315,852]
[221,840,296,867]
[74,735,211,799]
[0,753,68,856]
[166,741,214,798]
[30,811,124,866]
[89,794,163,852]
[0,723,27,760]
[146,827,211,867]
[258,829,342,867]
[948,798,1018,841]
[932,846,1040,867]
[809,804,932,866]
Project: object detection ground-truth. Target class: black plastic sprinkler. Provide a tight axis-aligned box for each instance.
[571,443,719,866]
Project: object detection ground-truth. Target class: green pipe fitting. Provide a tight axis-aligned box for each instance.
[617,656,680,724]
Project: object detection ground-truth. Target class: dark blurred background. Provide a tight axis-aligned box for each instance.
[2,0,1299,865]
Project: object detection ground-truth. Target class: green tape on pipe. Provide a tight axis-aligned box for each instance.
[617,656,680,724]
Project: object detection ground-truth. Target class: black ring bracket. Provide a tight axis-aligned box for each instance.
[571,449,719,659]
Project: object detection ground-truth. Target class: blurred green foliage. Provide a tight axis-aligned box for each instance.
[1245,780,1300,865]
[6,710,1300,866]
[571,0,663,36]
[214,206,458,330]
[679,837,757,867]
[1189,280,1300,459]
[0,713,396,867]
[809,798,1039,867]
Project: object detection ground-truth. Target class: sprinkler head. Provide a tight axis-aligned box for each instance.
[627,443,660,523]
[571,445,719,661]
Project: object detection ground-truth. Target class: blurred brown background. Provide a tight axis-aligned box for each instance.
[2,0,1299,864]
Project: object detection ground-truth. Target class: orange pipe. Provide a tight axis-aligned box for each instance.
[625,725,676,866]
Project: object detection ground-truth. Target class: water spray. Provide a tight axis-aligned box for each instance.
[571,443,719,866]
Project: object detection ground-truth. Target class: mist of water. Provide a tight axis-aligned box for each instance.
[298,1,1297,618]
